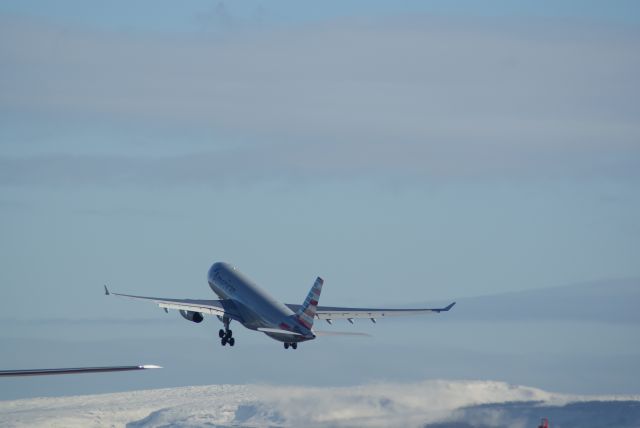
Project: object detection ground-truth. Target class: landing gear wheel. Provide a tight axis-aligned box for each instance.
[219,316,233,346]
[284,343,290,349]
[291,343,297,350]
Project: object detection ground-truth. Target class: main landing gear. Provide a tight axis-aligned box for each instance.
[283,342,298,350]
[219,328,234,346]
[219,316,235,347]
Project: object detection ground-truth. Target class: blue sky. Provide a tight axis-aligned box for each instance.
[2,0,639,314]
[1,1,639,398]
[2,0,640,30]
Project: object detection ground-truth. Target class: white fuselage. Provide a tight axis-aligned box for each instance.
[207,262,314,342]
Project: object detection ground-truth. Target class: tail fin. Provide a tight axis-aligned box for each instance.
[296,277,323,330]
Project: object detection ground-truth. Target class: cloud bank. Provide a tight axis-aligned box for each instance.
[1,16,639,186]
[443,278,640,324]
[1,379,639,428]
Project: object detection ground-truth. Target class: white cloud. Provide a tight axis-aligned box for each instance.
[1,379,638,428]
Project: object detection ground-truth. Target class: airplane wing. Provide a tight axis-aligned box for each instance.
[104,286,244,322]
[0,365,161,377]
[285,302,455,322]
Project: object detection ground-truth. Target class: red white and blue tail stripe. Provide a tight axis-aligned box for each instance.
[296,277,323,330]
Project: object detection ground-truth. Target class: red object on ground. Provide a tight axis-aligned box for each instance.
[538,418,549,428]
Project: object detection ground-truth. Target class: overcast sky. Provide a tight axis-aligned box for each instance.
[1,0,639,400]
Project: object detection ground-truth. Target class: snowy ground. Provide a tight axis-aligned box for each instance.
[1,380,639,428]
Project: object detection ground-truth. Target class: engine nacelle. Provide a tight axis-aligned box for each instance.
[179,310,204,323]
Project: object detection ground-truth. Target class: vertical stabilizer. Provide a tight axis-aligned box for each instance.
[296,277,323,329]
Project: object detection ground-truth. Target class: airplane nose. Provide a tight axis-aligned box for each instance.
[208,263,221,280]
[211,261,233,271]
[208,262,233,282]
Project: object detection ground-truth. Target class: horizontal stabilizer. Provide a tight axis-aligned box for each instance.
[257,328,304,337]
[313,330,371,337]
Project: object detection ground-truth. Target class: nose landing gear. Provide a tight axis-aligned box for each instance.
[283,342,298,350]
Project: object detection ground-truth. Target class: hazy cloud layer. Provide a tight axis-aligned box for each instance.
[1,380,639,428]
[443,278,640,324]
[1,16,639,185]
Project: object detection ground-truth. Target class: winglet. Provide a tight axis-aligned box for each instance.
[104,285,110,296]
[436,302,456,312]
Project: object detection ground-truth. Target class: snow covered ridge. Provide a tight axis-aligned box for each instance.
[1,380,639,428]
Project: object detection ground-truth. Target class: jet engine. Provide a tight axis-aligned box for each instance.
[179,310,204,323]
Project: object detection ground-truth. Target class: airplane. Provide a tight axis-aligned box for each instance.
[0,365,161,377]
[105,262,455,350]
